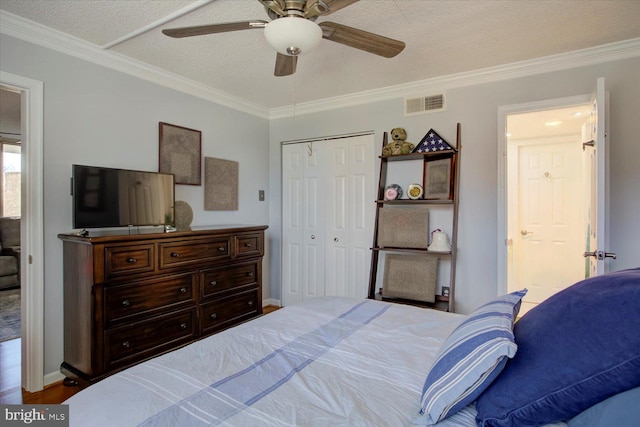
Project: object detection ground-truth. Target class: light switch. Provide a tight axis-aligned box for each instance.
[259,190,265,201]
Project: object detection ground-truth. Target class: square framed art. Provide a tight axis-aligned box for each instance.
[424,158,453,200]
[159,122,202,185]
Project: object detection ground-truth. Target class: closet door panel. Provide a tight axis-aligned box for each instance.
[303,145,326,300]
[282,145,304,306]
[325,135,375,299]
[325,139,348,297]
[282,143,325,306]
[349,138,375,298]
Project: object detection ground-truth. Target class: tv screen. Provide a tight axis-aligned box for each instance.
[72,165,175,229]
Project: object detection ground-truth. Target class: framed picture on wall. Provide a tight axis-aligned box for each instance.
[424,158,453,200]
[159,122,202,185]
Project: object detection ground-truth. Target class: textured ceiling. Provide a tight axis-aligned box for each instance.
[1,0,640,110]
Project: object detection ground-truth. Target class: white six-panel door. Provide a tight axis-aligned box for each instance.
[282,142,326,306]
[282,134,375,306]
[324,135,375,298]
[513,139,584,314]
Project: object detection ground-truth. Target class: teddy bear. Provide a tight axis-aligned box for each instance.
[382,127,415,156]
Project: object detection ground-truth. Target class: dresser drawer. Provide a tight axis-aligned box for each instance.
[104,273,196,324]
[236,234,263,257]
[159,238,230,269]
[201,290,259,334]
[105,308,196,369]
[105,244,154,279]
[201,262,258,299]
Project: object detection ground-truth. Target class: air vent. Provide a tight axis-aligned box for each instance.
[404,93,445,116]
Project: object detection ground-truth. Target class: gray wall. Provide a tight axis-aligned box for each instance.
[269,56,640,314]
[0,35,270,378]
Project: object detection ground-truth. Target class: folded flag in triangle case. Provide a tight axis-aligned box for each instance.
[412,129,454,153]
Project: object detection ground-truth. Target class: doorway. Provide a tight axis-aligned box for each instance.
[0,87,22,346]
[506,104,591,314]
[0,71,45,393]
[497,96,592,315]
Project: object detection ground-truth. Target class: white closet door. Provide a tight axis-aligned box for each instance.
[282,143,326,306]
[282,134,375,306]
[324,135,375,298]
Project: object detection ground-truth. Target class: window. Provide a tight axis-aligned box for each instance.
[2,142,21,217]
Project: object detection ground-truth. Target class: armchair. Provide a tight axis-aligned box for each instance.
[0,217,20,290]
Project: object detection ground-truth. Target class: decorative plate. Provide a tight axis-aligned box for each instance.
[407,183,424,200]
[384,184,403,201]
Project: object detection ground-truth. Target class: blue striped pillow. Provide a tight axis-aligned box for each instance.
[416,289,527,424]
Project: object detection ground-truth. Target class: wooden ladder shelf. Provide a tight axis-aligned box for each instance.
[368,123,461,312]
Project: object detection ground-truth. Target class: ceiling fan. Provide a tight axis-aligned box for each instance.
[162,0,405,76]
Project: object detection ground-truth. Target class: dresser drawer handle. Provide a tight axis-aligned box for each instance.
[210,280,217,286]
[180,322,187,330]
[244,242,253,248]
[127,257,137,264]
[179,287,187,294]
[246,272,254,277]
[170,252,180,257]
[121,299,130,307]
[248,301,253,306]
[210,313,217,320]
[217,247,226,252]
[122,341,130,349]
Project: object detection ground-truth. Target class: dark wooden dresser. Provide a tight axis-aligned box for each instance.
[58,224,268,384]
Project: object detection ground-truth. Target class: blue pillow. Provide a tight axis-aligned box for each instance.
[476,268,640,427]
[415,289,527,424]
[568,386,640,427]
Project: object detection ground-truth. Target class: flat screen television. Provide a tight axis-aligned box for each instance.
[72,164,175,229]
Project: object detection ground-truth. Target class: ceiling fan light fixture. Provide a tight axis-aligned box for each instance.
[264,16,322,56]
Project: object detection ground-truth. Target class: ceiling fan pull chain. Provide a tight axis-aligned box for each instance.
[292,70,297,118]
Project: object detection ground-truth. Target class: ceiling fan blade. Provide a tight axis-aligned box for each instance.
[306,0,360,18]
[162,20,267,38]
[319,22,405,58]
[275,53,297,76]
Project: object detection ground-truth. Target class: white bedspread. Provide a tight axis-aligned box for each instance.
[64,297,467,426]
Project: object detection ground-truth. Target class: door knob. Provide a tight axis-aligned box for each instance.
[334,238,339,242]
[311,235,316,239]
[520,230,533,236]
[584,250,617,260]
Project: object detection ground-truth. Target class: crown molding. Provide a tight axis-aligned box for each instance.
[2,10,638,121]
[268,37,640,119]
[0,10,270,119]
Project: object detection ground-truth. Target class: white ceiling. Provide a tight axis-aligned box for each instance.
[507,104,592,141]
[2,0,640,113]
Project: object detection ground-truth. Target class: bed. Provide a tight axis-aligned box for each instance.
[63,268,640,426]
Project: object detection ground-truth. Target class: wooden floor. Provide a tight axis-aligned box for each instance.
[0,338,83,404]
[0,305,281,405]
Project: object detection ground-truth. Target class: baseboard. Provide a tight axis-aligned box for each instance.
[262,298,280,307]
[44,370,65,387]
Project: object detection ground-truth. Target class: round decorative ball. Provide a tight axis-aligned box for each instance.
[174,200,193,231]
